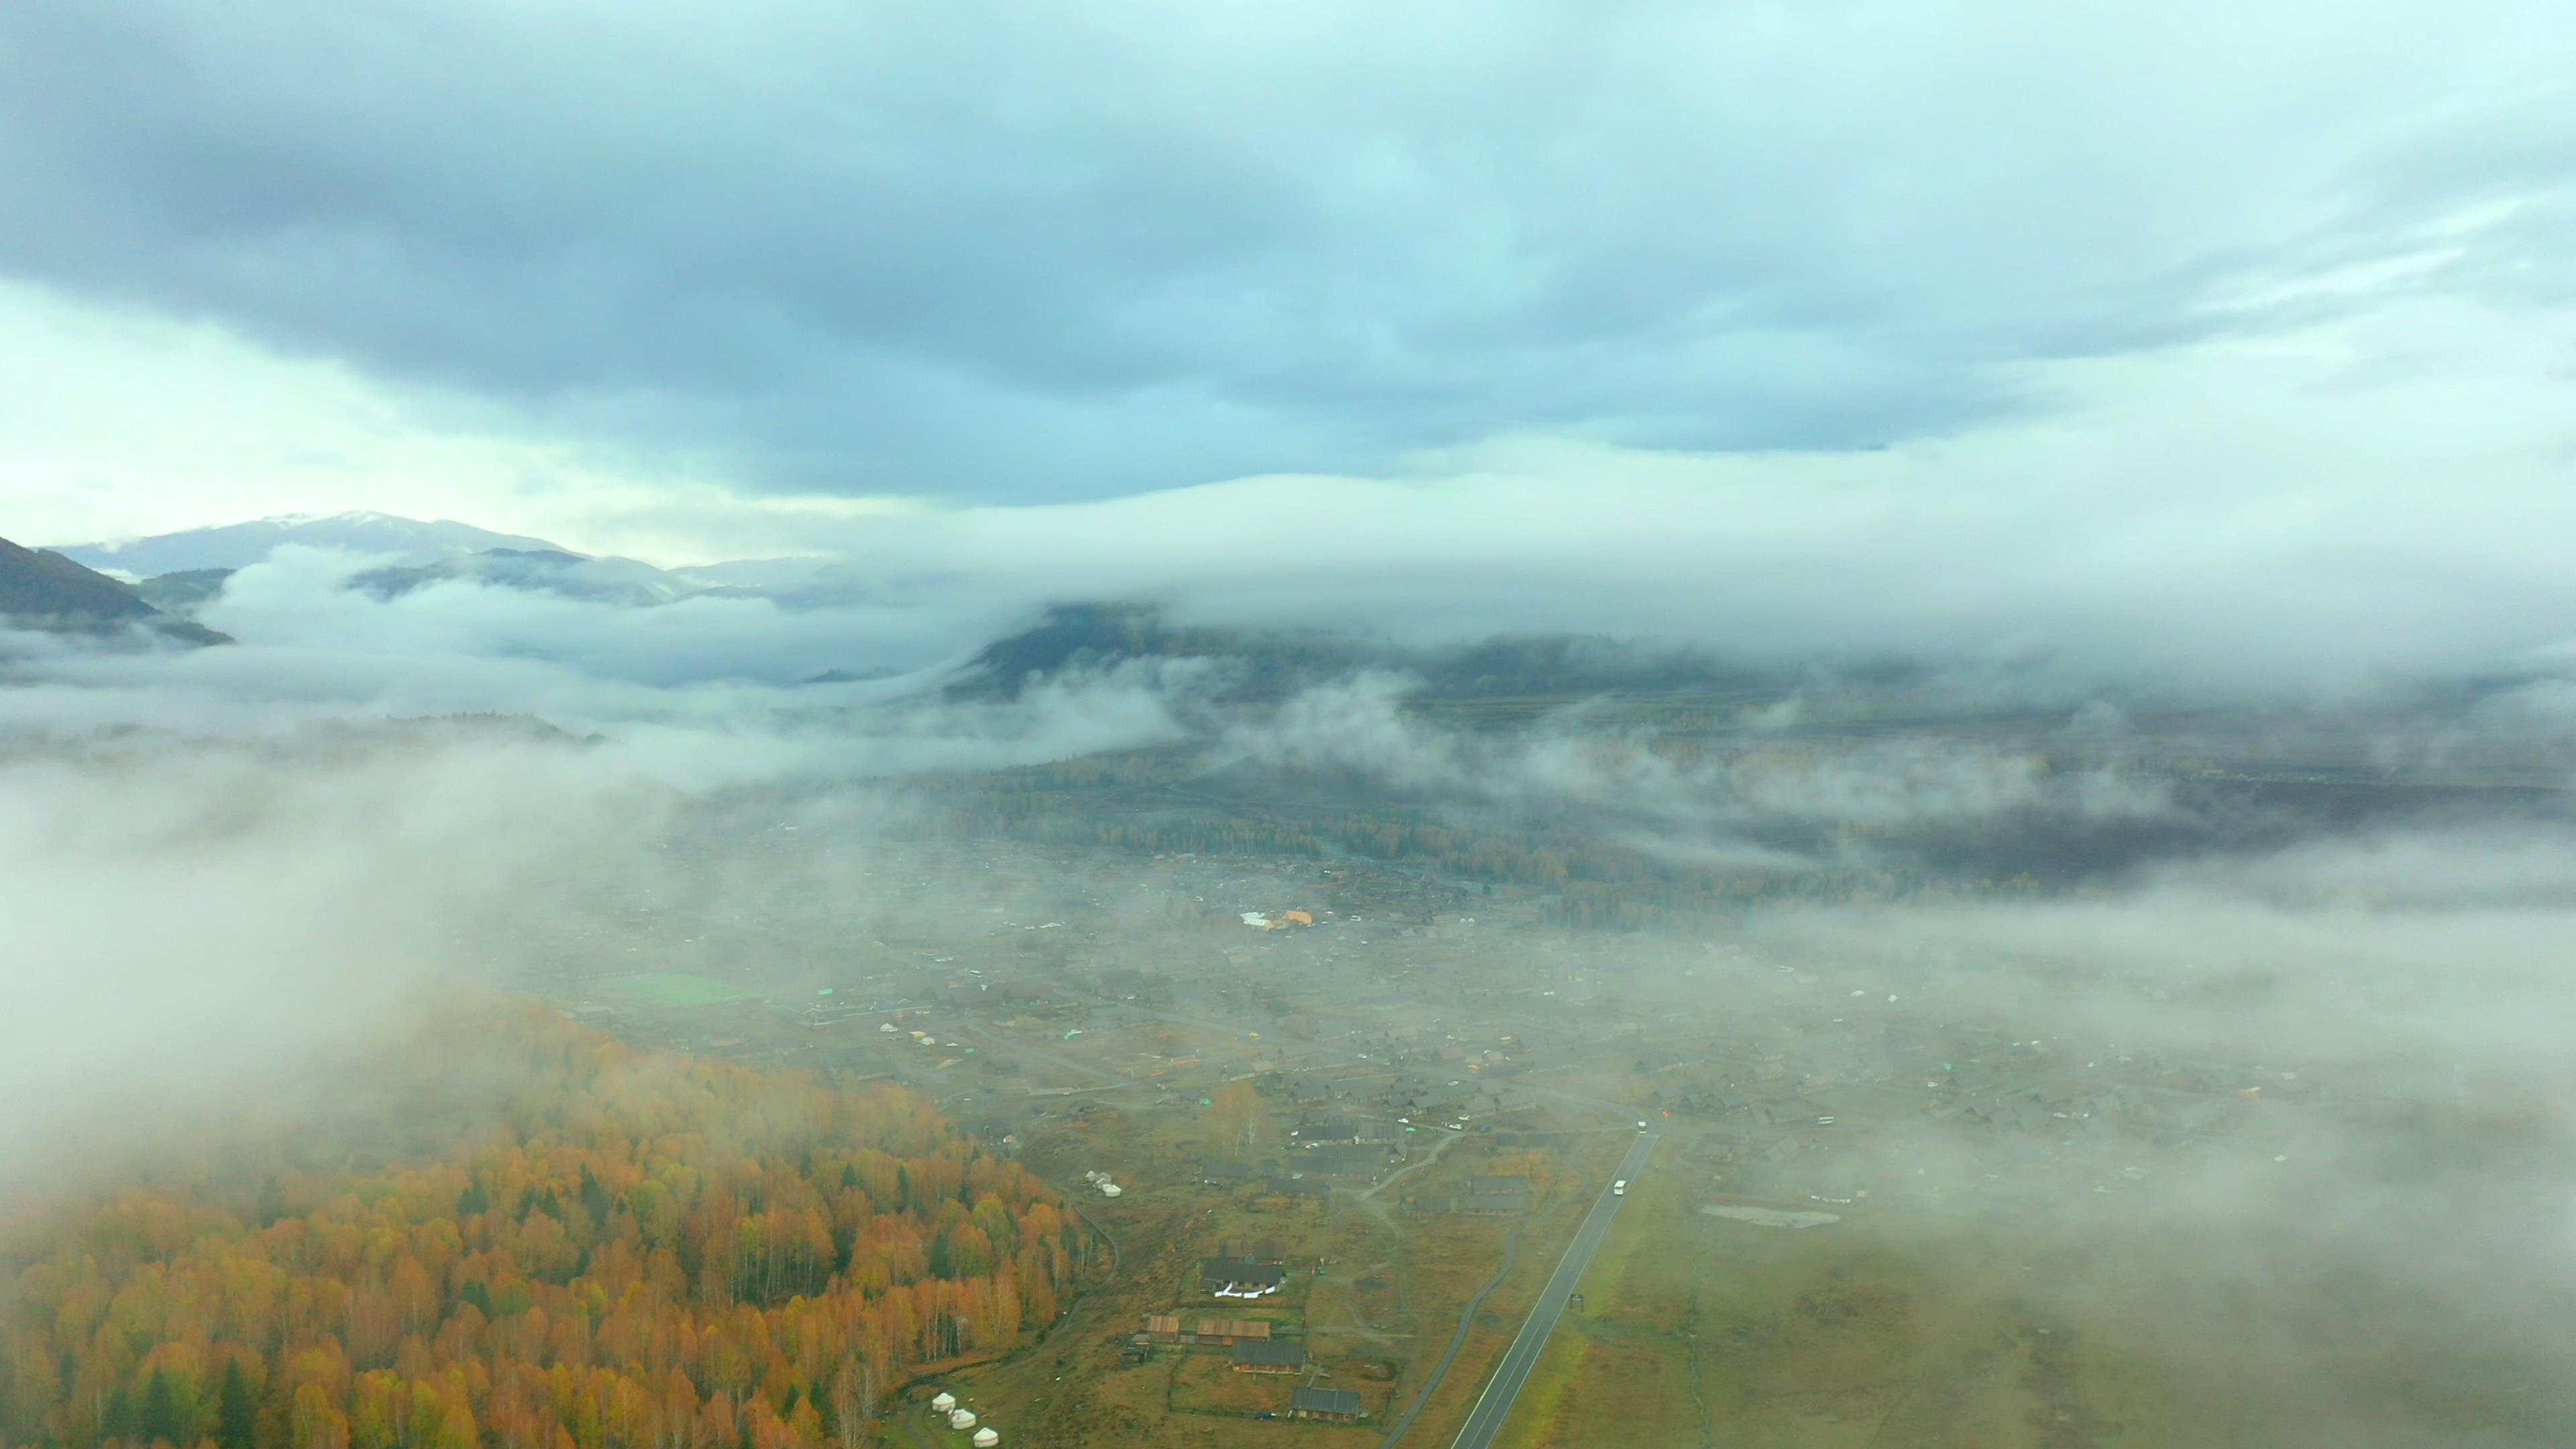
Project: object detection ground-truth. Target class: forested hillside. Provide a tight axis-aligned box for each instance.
[0,1006,1089,1449]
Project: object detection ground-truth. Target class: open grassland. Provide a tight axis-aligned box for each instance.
[1492,1158,2576,1448]
[1494,1159,2206,1448]
[1169,1351,1297,1416]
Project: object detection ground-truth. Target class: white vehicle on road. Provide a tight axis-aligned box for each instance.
[1612,1179,1627,1195]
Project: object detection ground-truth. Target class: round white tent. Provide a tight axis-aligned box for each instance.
[972,1430,999,1448]
[948,1409,977,1430]
[929,1392,956,1413]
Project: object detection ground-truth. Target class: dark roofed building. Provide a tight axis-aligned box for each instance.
[1145,1313,1272,1344]
[1291,1387,1363,1422]
[1199,1159,1254,1185]
[1295,1110,1356,1142]
[1232,1339,1307,1373]
[1299,1144,1388,1179]
[1264,1176,1331,1203]
[1276,1077,1330,1105]
[1198,1258,1287,1297]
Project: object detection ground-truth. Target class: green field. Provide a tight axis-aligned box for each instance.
[600,972,761,1006]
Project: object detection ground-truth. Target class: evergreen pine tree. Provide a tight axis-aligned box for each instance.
[140,1369,180,1446]
[104,1384,139,1443]
[579,1165,611,1227]
[217,1360,256,1449]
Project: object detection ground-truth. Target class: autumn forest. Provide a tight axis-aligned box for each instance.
[0,1004,1091,1449]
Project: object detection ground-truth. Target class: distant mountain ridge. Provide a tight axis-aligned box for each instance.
[52,511,568,574]
[347,547,704,607]
[0,534,230,645]
[947,602,1780,703]
[52,513,832,614]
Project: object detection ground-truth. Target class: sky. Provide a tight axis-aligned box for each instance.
[3,0,2575,689]
[3,3,2571,517]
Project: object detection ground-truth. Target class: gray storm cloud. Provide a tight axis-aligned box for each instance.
[0,0,2567,499]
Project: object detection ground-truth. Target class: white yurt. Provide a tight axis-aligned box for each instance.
[929,1392,956,1413]
[948,1409,978,1430]
[973,1430,1000,1448]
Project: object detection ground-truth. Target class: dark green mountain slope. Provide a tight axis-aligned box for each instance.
[0,534,231,645]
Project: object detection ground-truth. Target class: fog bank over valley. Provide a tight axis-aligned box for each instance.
[7,558,2576,1438]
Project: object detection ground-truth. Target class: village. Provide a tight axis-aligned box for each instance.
[466,806,2367,1446]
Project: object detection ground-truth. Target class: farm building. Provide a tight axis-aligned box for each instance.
[1143,1314,1272,1344]
[1232,1340,1307,1373]
[1291,1387,1364,1422]
[1198,1258,1287,1297]
[1297,1143,1393,1179]
[1295,1111,1356,1142]
[1261,1176,1331,1205]
[1405,1174,1533,1216]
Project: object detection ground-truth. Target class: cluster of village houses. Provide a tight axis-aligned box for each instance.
[553,828,2331,1224]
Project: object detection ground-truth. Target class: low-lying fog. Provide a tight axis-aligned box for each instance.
[6,552,2576,1443]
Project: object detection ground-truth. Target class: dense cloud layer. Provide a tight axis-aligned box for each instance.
[28,292,2534,698]
[3,0,2570,499]
[1225,670,2172,864]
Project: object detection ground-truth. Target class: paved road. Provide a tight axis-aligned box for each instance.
[1446,1131,1661,1449]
